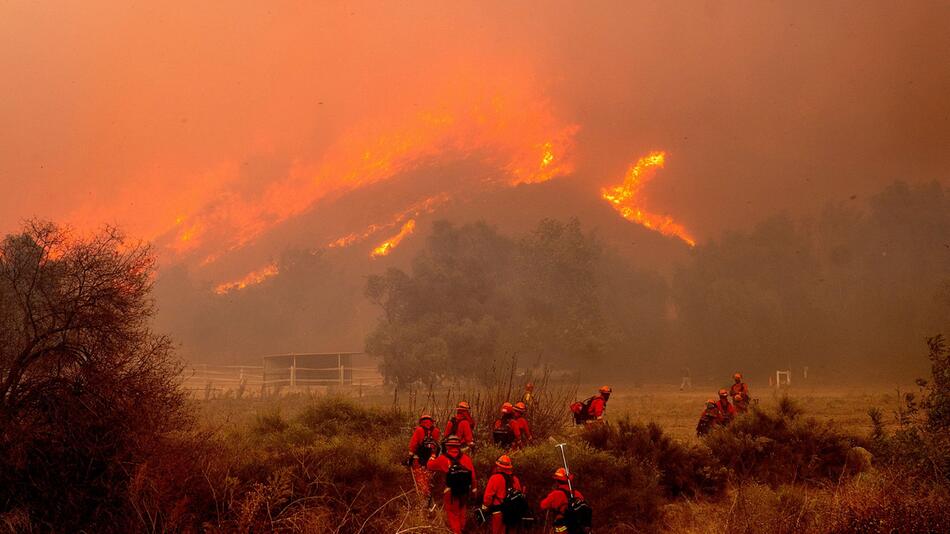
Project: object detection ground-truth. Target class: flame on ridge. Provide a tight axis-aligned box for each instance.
[213,262,279,295]
[164,80,578,265]
[601,151,696,247]
[327,193,449,250]
[371,219,416,258]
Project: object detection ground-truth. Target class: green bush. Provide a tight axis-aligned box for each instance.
[703,399,860,486]
[825,469,950,533]
[472,441,663,531]
[297,396,401,440]
[581,417,728,497]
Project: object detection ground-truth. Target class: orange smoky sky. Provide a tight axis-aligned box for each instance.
[1,2,949,268]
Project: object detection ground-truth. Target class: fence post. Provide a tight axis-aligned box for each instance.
[338,353,344,386]
[290,354,297,389]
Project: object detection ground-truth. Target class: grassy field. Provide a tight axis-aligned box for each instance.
[172,379,950,533]
[195,381,910,442]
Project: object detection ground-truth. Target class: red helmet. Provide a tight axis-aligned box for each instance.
[457,401,471,412]
[525,383,535,391]
[419,414,434,423]
[734,372,742,381]
[495,455,513,472]
[734,394,743,402]
[705,399,717,409]
[718,388,728,397]
[444,435,462,448]
[599,385,612,394]
[501,402,513,415]
[513,402,526,413]
[553,467,573,482]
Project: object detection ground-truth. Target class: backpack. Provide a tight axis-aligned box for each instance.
[445,454,472,496]
[415,427,438,463]
[492,417,515,447]
[570,397,597,424]
[558,488,592,533]
[499,474,528,526]
[442,417,459,447]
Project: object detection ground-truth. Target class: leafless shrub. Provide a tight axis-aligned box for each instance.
[0,221,188,531]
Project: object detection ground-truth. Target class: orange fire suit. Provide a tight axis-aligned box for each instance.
[540,484,585,532]
[427,450,476,533]
[444,415,475,447]
[715,399,737,425]
[483,472,523,534]
[510,415,531,448]
[408,423,440,496]
[588,394,608,420]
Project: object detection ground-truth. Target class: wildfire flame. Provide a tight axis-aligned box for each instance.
[213,262,279,295]
[162,81,578,265]
[371,219,416,258]
[327,193,449,250]
[601,151,696,246]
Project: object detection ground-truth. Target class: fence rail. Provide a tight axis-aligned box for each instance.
[180,362,384,399]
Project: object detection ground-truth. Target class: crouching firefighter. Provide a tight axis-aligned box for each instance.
[696,399,720,436]
[540,468,592,534]
[427,436,476,533]
[480,455,529,533]
[570,386,611,425]
[407,414,440,507]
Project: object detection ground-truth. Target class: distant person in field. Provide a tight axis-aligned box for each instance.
[540,468,592,534]
[715,388,737,425]
[729,372,750,410]
[522,382,535,407]
[408,414,440,507]
[426,435,476,533]
[481,454,527,533]
[444,401,475,450]
[510,401,531,449]
[493,402,517,448]
[696,399,720,436]
[679,367,692,390]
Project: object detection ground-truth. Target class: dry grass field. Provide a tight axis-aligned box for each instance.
[195,381,909,442]
[152,377,950,533]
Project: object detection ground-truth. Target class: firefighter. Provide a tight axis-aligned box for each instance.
[733,393,748,414]
[522,382,535,407]
[408,414,440,506]
[511,401,531,449]
[426,436,476,533]
[587,386,611,423]
[696,399,720,436]
[444,401,475,449]
[482,455,525,534]
[729,372,751,412]
[493,403,517,448]
[540,468,589,534]
[715,388,737,425]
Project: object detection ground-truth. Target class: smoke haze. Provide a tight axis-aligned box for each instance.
[2,2,948,376]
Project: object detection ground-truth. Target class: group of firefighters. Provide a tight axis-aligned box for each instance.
[696,372,752,436]
[403,376,757,532]
[407,386,610,533]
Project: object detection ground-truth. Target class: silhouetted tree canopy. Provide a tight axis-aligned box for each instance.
[365,219,668,385]
[0,221,187,531]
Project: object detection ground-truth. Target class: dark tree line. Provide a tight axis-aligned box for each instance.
[366,180,950,385]
[365,218,668,386]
